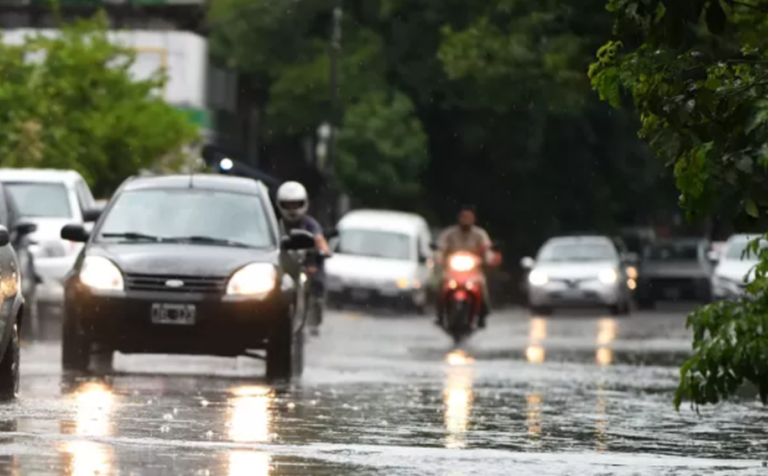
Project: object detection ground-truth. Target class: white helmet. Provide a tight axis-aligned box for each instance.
[276,181,309,222]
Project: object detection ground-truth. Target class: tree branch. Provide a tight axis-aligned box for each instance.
[731,0,768,14]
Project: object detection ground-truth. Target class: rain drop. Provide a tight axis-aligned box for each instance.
[205,430,214,440]
[200,399,210,407]
[287,402,296,410]
[163,413,174,421]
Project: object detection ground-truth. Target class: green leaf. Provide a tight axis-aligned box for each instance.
[746,198,759,218]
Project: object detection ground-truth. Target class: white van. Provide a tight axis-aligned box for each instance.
[325,209,434,313]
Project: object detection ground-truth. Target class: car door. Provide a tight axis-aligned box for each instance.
[416,231,431,291]
[0,186,18,349]
[2,189,33,300]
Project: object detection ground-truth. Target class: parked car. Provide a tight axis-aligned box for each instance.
[0,219,30,399]
[521,235,633,315]
[710,234,766,301]
[60,174,315,379]
[0,169,101,319]
[635,238,713,307]
[325,209,434,313]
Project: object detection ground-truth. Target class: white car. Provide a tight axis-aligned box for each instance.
[522,235,633,315]
[710,234,766,300]
[0,169,101,317]
[325,209,434,313]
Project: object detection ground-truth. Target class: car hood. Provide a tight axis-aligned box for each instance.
[326,253,417,282]
[714,260,757,283]
[89,243,279,277]
[532,260,617,280]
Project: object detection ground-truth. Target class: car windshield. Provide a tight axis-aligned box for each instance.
[725,239,768,261]
[97,189,274,248]
[4,182,72,219]
[645,243,700,262]
[537,242,616,262]
[337,229,412,261]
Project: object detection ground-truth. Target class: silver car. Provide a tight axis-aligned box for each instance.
[522,236,633,315]
[0,169,101,318]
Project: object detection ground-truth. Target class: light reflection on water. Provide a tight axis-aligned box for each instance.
[62,382,115,476]
[526,318,547,364]
[227,386,274,476]
[595,318,615,451]
[526,393,542,440]
[596,318,616,367]
[443,350,474,449]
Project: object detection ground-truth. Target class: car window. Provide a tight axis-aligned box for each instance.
[725,239,768,261]
[337,229,413,261]
[645,243,702,262]
[0,186,9,227]
[97,188,275,248]
[75,179,95,212]
[537,242,617,262]
[4,182,73,219]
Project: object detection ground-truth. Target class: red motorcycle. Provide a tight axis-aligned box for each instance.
[438,251,488,344]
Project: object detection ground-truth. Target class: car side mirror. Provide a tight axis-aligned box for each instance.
[14,220,37,237]
[281,229,315,251]
[82,207,103,223]
[520,256,535,269]
[61,224,89,243]
[0,226,10,247]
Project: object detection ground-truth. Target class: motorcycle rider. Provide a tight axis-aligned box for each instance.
[436,205,494,328]
[276,181,331,328]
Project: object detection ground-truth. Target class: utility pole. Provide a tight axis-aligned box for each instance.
[325,0,342,227]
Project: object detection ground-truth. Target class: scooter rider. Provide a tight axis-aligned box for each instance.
[436,205,494,328]
[275,181,331,316]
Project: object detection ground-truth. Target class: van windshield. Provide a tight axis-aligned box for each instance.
[337,229,413,261]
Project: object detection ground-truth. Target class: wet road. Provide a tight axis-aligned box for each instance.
[1,307,766,475]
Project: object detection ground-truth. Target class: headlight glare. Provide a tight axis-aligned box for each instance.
[449,254,477,272]
[529,270,548,286]
[227,263,277,296]
[80,256,124,291]
[598,268,618,285]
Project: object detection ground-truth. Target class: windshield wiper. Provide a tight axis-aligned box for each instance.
[164,235,252,248]
[101,232,164,242]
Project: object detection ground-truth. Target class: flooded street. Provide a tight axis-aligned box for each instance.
[0,308,766,475]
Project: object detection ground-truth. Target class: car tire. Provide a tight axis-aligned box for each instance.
[61,315,90,372]
[0,323,20,401]
[266,313,304,380]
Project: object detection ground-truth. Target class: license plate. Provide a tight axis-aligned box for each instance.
[151,303,196,325]
[351,289,370,301]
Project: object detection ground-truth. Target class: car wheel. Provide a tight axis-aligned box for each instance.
[61,314,90,372]
[266,313,304,380]
[0,323,20,401]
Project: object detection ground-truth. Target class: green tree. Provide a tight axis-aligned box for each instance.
[0,14,197,196]
[590,0,768,409]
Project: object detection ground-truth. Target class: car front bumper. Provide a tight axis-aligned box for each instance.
[67,284,291,355]
[327,284,425,310]
[528,281,621,308]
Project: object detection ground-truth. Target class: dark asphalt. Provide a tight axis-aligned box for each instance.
[0,306,765,476]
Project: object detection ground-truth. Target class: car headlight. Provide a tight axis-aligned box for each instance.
[529,270,548,286]
[449,254,477,272]
[396,278,410,289]
[226,263,277,297]
[598,268,618,285]
[626,266,638,280]
[79,256,124,291]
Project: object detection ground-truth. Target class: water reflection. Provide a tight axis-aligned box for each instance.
[595,380,609,452]
[596,318,616,366]
[526,393,542,440]
[443,350,474,449]
[227,386,274,476]
[62,382,115,476]
[526,317,547,364]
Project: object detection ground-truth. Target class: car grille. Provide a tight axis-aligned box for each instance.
[124,273,227,294]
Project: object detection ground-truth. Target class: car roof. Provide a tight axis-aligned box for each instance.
[121,174,263,195]
[544,235,614,245]
[338,209,427,233]
[0,168,84,184]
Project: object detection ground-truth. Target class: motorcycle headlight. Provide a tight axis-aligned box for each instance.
[449,255,476,272]
[226,263,277,297]
[598,268,618,285]
[528,270,548,286]
[80,256,124,291]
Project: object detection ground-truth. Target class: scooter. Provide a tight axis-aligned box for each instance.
[438,251,485,345]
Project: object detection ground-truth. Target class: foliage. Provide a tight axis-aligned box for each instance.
[0,14,197,196]
[590,0,768,409]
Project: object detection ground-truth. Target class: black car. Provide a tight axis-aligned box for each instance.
[635,238,713,307]
[60,174,316,379]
